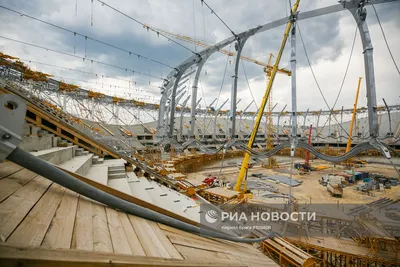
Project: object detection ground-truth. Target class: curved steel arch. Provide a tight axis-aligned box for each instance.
[158,0,398,148]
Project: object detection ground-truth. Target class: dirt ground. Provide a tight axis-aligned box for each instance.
[187,156,400,205]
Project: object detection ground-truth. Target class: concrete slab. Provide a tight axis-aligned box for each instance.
[58,154,93,175]
[108,178,132,195]
[147,180,188,218]
[127,177,154,204]
[31,146,76,165]
[85,165,108,185]
[20,135,54,152]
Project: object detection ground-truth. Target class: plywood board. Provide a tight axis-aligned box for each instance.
[0,161,24,180]
[92,203,113,253]
[42,189,79,249]
[105,207,131,255]
[0,176,52,242]
[128,215,171,258]
[71,195,93,251]
[117,213,145,256]
[6,183,65,246]
[0,168,38,202]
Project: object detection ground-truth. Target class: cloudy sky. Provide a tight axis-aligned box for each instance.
[0,0,399,114]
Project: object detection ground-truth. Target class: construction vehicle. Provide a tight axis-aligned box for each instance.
[203,176,219,187]
[295,124,313,172]
[327,183,343,198]
[346,77,362,152]
[321,174,343,197]
[235,0,300,195]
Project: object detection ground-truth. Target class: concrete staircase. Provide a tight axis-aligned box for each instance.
[19,123,201,224]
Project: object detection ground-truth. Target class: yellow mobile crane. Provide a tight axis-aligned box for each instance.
[346,77,362,152]
[234,0,300,193]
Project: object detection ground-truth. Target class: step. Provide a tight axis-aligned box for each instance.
[85,165,108,185]
[127,176,154,204]
[58,153,93,175]
[75,149,89,156]
[20,135,54,152]
[107,178,132,195]
[108,173,126,179]
[108,165,126,171]
[147,180,189,218]
[30,146,77,165]
[108,167,126,174]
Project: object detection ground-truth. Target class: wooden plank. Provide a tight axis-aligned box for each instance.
[165,231,262,261]
[71,195,93,251]
[128,215,171,258]
[118,213,146,256]
[0,176,52,242]
[147,221,183,259]
[92,203,113,253]
[174,244,229,260]
[6,183,65,247]
[0,243,246,267]
[58,166,198,226]
[41,189,79,249]
[105,207,131,255]
[159,223,256,254]
[0,168,38,202]
[0,161,23,180]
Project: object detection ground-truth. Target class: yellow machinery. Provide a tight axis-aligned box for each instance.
[346,77,362,152]
[235,0,300,192]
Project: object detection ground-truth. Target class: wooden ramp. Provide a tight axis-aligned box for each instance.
[0,161,278,267]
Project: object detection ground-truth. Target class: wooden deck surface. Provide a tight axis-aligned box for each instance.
[0,161,277,266]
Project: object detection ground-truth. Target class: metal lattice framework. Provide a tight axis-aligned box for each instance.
[156,0,399,167]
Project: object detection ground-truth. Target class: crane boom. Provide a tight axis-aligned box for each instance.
[346,77,362,152]
[143,24,291,76]
[234,0,300,192]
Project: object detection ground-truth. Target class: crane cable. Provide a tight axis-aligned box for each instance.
[371,3,400,75]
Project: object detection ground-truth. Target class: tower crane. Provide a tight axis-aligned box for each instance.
[264,54,291,169]
[143,24,291,75]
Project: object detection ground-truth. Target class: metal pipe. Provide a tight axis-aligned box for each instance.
[7,147,272,243]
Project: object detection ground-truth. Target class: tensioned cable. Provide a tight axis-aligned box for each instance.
[16,58,161,90]
[371,3,400,75]
[51,75,159,101]
[316,26,358,137]
[0,5,175,70]
[192,0,197,52]
[296,23,350,138]
[96,0,198,55]
[0,35,166,81]
[200,0,237,38]
[241,60,258,111]
[204,44,232,130]
[215,44,232,108]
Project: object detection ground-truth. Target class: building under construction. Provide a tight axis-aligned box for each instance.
[0,0,399,266]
